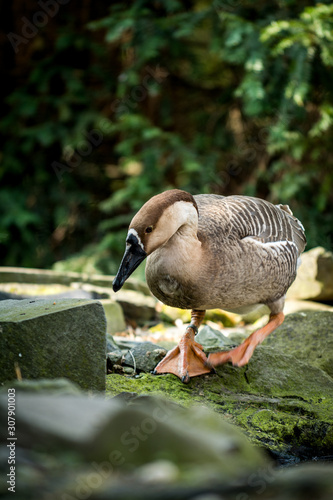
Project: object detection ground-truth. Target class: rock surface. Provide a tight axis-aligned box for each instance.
[115,289,157,323]
[196,325,237,352]
[0,383,267,498]
[100,299,126,334]
[0,381,332,500]
[265,310,333,378]
[122,341,167,373]
[106,312,333,462]
[0,298,106,391]
[287,246,333,301]
[0,266,155,328]
[0,266,150,294]
[284,299,333,314]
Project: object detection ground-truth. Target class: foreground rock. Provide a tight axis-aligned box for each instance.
[0,298,106,391]
[0,383,265,498]
[107,312,333,462]
[287,246,333,301]
[0,381,332,500]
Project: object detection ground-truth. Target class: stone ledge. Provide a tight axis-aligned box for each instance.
[0,266,150,295]
[0,298,107,391]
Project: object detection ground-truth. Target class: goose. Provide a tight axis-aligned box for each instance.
[113,189,306,383]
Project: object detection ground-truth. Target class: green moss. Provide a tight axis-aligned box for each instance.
[106,373,198,406]
[106,342,333,460]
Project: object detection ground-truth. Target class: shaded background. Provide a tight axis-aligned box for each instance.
[1,0,332,275]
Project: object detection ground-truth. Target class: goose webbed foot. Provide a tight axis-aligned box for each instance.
[208,341,255,367]
[208,312,285,367]
[153,325,213,384]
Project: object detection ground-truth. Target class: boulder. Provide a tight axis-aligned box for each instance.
[287,246,333,301]
[106,333,122,353]
[0,298,106,391]
[123,341,167,373]
[106,312,333,462]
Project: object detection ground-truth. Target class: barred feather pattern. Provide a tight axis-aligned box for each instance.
[188,194,307,311]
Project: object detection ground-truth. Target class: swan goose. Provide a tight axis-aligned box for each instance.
[113,189,306,383]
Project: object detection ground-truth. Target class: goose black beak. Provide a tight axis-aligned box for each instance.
[112,235,147,292]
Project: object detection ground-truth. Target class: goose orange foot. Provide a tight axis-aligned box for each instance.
[153,326,213,384]
[208,312,285,367]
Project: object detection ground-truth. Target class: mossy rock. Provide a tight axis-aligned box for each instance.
[106,346,333,461]
[265,311,333,378]
[0,298,107,391]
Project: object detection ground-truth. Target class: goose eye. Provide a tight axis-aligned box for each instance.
[145,226,153,234]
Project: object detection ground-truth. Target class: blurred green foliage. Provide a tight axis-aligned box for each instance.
[1,0,332,273]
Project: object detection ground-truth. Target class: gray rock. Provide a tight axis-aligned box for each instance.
[264,310,333,378]
[0,391,265,480]
[107,353,123,367]
[0,377,82,395]
[196,325,236,353]
[0,383,332,499]
[0,265,151,294]
[0,282,126,335]
[106,334,123,367]
[106,333,121,353]
[0,266,156,326]
[287,246,333,301]
[123,341,167,372]
[115,289,157,323]
[0,298,106,391]
[101,299,126,334]
[0,266,80,285]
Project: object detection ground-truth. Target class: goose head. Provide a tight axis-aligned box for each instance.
[112,189,198,292]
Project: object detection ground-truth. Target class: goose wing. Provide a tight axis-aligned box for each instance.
[194,194,306,255]
[195,194,306,298]
[224,196,307,295]
[226,195,306,256]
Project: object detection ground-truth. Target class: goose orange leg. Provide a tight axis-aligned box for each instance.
[153,309,213,383]
[208,312,284,367]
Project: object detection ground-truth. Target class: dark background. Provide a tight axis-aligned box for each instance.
[1,0,332,275]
